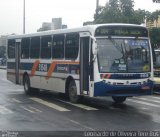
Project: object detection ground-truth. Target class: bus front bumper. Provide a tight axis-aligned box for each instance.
[94,80,153,97]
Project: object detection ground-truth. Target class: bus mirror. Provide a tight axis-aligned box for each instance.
[92,43,97,62]
[90,36,96,42]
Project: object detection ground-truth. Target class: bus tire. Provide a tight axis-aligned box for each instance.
[69,80,80,103]
[23,75,32,95]
[112,96,126,104]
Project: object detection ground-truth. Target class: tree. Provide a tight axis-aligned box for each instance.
[93,0,146,24]
[149,28,160,49]
[153,0,160,3]
[119,0,134,23]
[132,9,146,24]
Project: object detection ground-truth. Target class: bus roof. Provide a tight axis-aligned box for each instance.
[8,23,147,39]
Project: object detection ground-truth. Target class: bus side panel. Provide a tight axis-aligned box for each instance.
[40,77,66,93]
[30,76,41,89]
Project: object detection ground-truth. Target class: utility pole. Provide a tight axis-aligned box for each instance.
[96,0,99,16]
[23,0,25,34]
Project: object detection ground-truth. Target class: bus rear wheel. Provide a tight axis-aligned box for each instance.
[112,96,126,104]
[68,80,81,103]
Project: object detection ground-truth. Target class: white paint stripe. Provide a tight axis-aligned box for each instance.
[134,97,160,104]
[149,96,160,101]
[6,92,23,95]
[127,98,159,108]
[30,98,70,112]
[12,98,22,103]
[29,106,42,113]
[0,106,13,114]
[21,106,35,113]
[69,119,94,131]
[55,98,98,111]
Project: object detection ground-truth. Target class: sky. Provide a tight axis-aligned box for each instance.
[0,0,159,35]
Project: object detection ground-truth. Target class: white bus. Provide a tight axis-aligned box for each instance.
[7,24,154,103]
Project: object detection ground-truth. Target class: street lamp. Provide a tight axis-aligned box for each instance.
[23,0,25,34]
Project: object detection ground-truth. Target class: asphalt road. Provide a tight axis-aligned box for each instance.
[0,69,160,137]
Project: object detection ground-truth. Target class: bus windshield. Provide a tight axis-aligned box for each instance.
[154,50,160,68]
[97,38,151,73]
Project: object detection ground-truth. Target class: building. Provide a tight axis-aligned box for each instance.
[37,18,67,32]
[51,18,62,30]
[0,35,7,47]
[146,15,160,28]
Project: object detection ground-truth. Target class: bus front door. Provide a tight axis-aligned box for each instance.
[15,39,21,84]
[80,37,90,95]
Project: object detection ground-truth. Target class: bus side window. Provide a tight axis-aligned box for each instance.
[52,35,64,59]
[8,39,15,59]
[65,33,79,60]
[41,35,52,59]
[21,38,30,59]
[30,37,40,59]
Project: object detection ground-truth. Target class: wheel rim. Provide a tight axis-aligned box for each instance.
[24,78,29,92]
[70,86,77,99]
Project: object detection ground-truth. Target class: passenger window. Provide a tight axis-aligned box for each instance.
[21,38,30,59]
[65,33,79,59]
[41,36,52,59]
[8,39,15,59]
[52,35,64,59]
[30,37,40,59]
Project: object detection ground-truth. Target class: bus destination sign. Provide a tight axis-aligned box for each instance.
[95,26,148,37]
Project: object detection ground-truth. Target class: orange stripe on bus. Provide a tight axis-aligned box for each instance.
[46,61,57,80]
[101,74,106,79]
[45,61,79,80]
[107,74,111,79]
[30,60,40,76]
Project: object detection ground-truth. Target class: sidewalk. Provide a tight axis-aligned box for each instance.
[0,65,6,69]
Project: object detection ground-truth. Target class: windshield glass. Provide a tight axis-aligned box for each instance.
[97,38,151,73]
[154,50,160,68]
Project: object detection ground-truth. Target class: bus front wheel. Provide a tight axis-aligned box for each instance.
[112,96,126,104]
[69,80,81,103]
[24,75,32,95]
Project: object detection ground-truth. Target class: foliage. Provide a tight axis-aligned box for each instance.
[83,0,160,48]
[93,0,145,24]
[84,0,160,25]
[149,28,160,49]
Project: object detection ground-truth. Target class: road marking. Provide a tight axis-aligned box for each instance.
[0,106,13,114]
[134,97,160,104]
[30,98,70,112]
[21,106,35,113]
[150,96,160,101]
[69,119,94,131]
[6,92,24,95]
[11,98,22,103]
[29,106,42,113]
[55,98,98,111]
[21,106,42,113]
[127,98,159,108]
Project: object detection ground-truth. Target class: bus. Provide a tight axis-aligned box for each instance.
[153,49,160,93]
[7,24,154,104]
